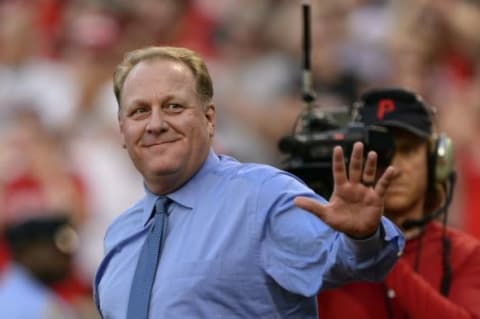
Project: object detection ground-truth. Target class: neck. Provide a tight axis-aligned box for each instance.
[145,150,210,195]
[145,176,187,195]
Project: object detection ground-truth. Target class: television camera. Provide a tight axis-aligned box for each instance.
[278,2,394,198]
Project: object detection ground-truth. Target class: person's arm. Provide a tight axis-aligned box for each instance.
[259,168,403,296]
[385,248,480,319]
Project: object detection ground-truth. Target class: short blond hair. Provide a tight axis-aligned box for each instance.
[113,46,213,107]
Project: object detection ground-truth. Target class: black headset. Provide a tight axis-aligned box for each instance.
[402,105,456,230]
[424,104,454,187]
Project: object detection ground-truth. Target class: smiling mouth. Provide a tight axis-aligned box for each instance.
[144,139,179,147]
[145,143,169,148]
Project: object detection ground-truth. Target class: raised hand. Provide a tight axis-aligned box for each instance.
[294,142,397,238]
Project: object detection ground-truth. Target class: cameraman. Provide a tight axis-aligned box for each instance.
[317,88,480,319]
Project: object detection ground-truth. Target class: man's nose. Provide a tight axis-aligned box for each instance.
[146,108,168,134]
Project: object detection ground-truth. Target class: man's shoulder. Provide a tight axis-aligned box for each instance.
[217,154,302,185]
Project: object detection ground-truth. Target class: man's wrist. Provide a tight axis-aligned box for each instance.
[347,226,380,240]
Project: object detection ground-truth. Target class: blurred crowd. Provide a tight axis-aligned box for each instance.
[0,0,480,317]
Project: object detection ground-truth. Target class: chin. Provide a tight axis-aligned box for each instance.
[148,165,181,177]
[384,205,408,221]
[139,158,182,176]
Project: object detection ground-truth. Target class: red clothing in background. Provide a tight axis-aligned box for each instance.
[1,173,91,305]
[317,222,480,319]
[460,153,480,240]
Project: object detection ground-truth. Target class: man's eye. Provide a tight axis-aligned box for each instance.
[165,103,183,112]
[132,107,148,114]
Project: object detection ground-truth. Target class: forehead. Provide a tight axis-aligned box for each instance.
[391,128,427,146]
[121,58,196,104]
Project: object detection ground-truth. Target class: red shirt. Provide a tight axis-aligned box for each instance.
[317,222,480,319]
[460,153,480,240]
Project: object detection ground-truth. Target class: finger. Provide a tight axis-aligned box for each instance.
[362,151,377,185]
[332,145,347,186]
[294,196,326,220]
[374,166,397,197]
[348,142,364,183]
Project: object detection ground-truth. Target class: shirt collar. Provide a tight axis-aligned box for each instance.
[142,187,159,226]
[142,149,219,226]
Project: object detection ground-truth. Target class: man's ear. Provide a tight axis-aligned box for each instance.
[118,112,126,148]
[205,104,216,138]
[120,130,127,149]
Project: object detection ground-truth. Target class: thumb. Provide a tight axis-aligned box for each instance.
[294,196,327,220]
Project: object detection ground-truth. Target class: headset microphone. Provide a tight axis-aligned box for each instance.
[402,208,444,230]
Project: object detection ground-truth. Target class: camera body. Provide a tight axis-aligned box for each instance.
[279,108,394,197]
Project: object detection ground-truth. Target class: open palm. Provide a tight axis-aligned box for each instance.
[295,142,396,238]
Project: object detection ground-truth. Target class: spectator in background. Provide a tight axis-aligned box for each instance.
[431,0,480,240]
[0,107,97,318]
[0,213,79,318]
[317,88,480,319]
[210,2,300,165]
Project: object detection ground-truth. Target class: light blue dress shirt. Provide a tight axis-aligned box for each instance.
[94,150,404,318]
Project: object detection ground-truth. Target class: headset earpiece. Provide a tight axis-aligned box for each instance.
[425,100,454,185]
[429,133,454,185]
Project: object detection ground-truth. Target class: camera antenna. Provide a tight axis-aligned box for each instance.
[302,0,315,109]
[293,0,317,135]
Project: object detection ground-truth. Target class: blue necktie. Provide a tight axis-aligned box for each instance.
[127,196,170,319]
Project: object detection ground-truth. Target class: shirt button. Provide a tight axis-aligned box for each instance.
[387,289,396,299]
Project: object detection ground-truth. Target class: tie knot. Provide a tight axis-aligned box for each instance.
[155,196,170,216]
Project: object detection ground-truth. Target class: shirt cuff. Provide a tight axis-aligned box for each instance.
[341,216,405,258]
[341,225,384,257]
